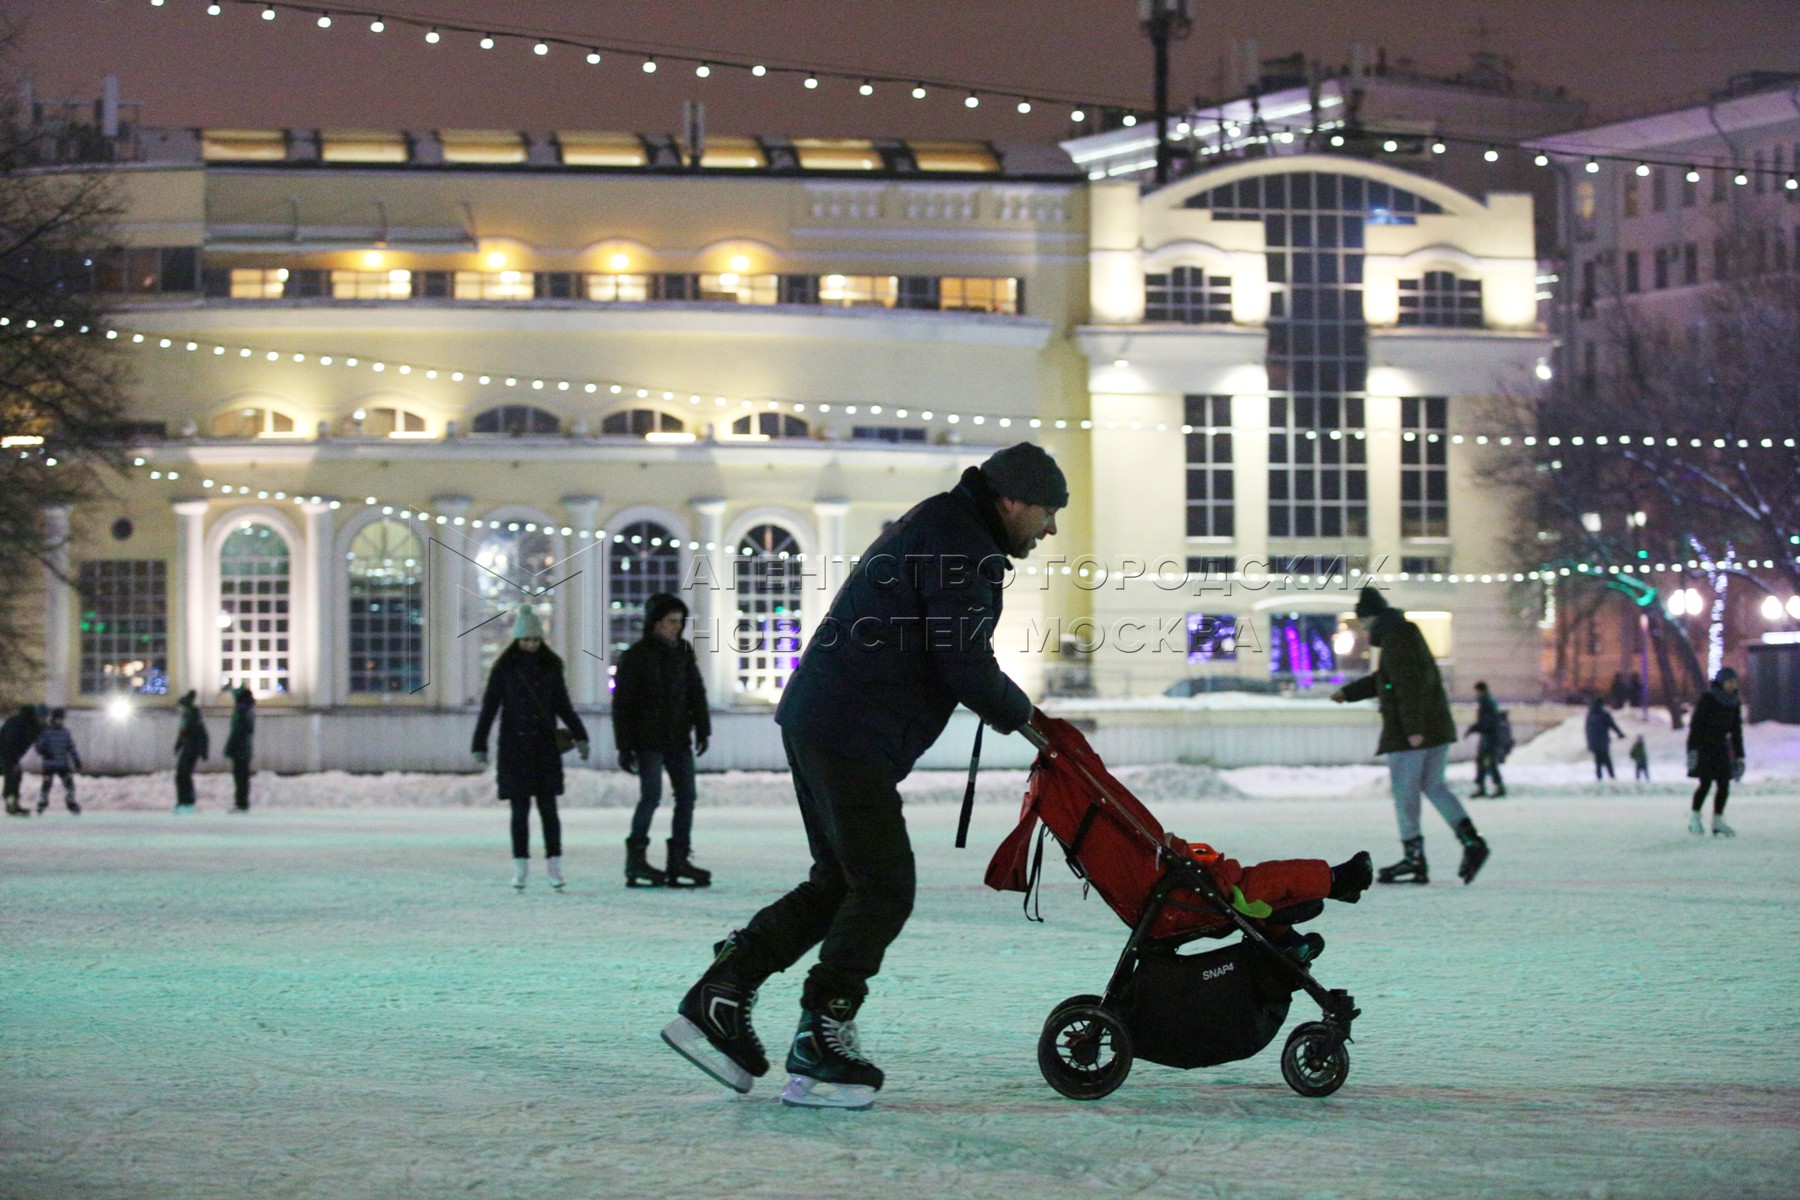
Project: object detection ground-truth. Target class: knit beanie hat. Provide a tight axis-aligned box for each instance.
[512,604,546,641]
[1713,666,1738,686]
[178,690,197,707]
[980,442,1069,508]
[1353,584,1390,619]
[644,592,689,630]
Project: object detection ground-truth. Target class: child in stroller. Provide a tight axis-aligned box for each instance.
[986,713,1371,1100]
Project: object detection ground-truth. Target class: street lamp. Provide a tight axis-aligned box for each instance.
[1138,0,1192,187]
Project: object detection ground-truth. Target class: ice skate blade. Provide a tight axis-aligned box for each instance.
[779,1075,876,1111]
[662,1017,754,1094]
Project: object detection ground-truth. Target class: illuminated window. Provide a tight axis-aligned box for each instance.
[907,140,1000,173]
[346,519,424,693]
[201,129,286,161]
[600,409,685,436]
[229,268,290,299]
[209,407,300,438]
[588,273,651,302]
[818,274,897,307]
[1145,266,1230,323]
[793,138,881,171]
[473,527,555,677]
[440,130,526,164]
[218,523,291,697]
[454,271,535,300]
[730,413,810,439]
[700,273,780,304]
[938,277,1020,314]
[78,560,167,696]
[556,132,647,167]
[734,524,804,699]
[331,269,413,299]
[471,406,560,436]
[607,521,682,663]
[699,135,767,169]
[1397,271,1482,327]
[339,406,428,438]
[320,129,408,163]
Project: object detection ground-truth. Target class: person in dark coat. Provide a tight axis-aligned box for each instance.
[1333,585,1489,887]
[1629,734,1650,781]
[222,686,256,812]
[1,704,45,817]
[172,690,209,812]
[1686,667,1745,837]
[1585,696,1625,780]
[612,592,712,888]
[1465,681,1506,798]
[33,708,82,814]
[663,441,1063,1111]
[472,605,589,890]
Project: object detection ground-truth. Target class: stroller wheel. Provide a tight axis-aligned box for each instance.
[1038,999,1133,1100]
[1280,1022,1350,1098]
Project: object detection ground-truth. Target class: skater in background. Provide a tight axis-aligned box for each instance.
[172,690,208,812]
[1332,585,1490,887]
[663,441,1065,1111]
[33,708,81,814]
[1630,734,1650,781]
[1465,681,1507,798]
[2,704,44,817]
[1585,696,1625,780]
[472,605,589,891]
[222,686,256,812]
[1686,667,1744,837]
[612,592,712,889]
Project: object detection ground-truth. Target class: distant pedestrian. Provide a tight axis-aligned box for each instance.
[1331,585,1490,887]
[1686,668,1744,837]
[222,686,256,812]
[1464,681,1507,798]
[172,690,209,812]
[472,605,589,891]
[1629,734,1650,781]
[611,592,713,889]
[1585,696,1625,780]
[33,708,81,814]
[2,704,46,817]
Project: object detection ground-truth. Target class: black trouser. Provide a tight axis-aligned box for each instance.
[1474,748,1504,792]
[174,751,199,807]
[630,745,696,848]
[1634,762,1650,780]
[1593,748,1615,780]
[38,769,76,809]
[741,731,915,1005]
[509,793,562,858]
[1692,778,1730,814]
[3,764,21,808]
[230,755,252,809]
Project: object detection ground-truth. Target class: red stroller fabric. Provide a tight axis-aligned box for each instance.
[985,715,1329,941]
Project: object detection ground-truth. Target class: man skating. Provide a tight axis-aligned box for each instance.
[662,442,1066,1110]
[33,708,82,814]
[1331,586,1490,886]
[2,705,45,817]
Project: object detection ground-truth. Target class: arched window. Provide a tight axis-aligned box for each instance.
[339,405,430,437]
[474,524,557,677]
[471,405,560,436]
[1397,270,1483,328]
[607,521,684,664]
[346,519,424,693]
[209,406,300,438]
[1144,265,1231,323]
[734,523,803,699]
[730,412,810,439]
[600,408,686,436]
[218,521,291,696]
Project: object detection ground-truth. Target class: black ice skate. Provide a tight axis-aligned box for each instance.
[665,839,712,888]
[1377,837,1428,885]
[1454,818,1490,885]
[624,837,667,888]
[782,993,884,1111]
[662,932,770,1094]
[1328,851,1373,903]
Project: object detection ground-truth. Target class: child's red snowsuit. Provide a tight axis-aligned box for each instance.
[985,714,1330,941]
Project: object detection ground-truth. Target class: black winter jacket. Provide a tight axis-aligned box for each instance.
[224,700,255,761]
[174,706,209,761]
[472,645,589,799]
[776,465,1033,779]
[1686,687,1744,781]
[612,635,710,753]
[0,706,42,770]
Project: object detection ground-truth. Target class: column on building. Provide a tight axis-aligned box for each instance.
[689,498,731,707]
[1363,396,1404,562]
[41,504,73,707]
[299,500,336,706]
[811,498,850,606]
[561,495,603,705]
[171,498,210,697]
[430,496,472,707]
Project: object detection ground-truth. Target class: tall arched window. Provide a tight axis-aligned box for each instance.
[734,523,803,699]
[218,521,291,696]
[474,524,557,676]
[607,521,683,663]
[347,519,424,693]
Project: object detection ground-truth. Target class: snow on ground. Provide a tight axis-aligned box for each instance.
[4,768,1799,1199]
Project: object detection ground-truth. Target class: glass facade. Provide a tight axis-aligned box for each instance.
[218,523,291,696]
[607,521,684,666]
[733,524,803,698]
[78,560,168,695]
[346,519,424,693]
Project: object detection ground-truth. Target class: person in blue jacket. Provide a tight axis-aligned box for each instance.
[33,708,82,814]
[663,442,1066,1111]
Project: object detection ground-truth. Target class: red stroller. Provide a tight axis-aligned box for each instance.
[986,714,1362,1100]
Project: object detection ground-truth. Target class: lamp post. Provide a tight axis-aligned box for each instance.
[1138,0,1192,187]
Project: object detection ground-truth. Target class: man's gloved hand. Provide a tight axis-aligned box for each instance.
[1687,750,1700,774]
[576,741,590,761]
[472,750,488,767]
[618,748,638,775]
[696,736,709,757]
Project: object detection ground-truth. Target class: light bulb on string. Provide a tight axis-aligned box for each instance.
[1016,100,1032,114]
[479,34,495,50]
[858,79,873,96]
[695,62,711,77]
[1431,140,1446,154]
[369,17,384,33]
[751,64,767,76]
[1071,108,1086,122]
[1786,175,1798,191]
[586,48,600,64]
[1483,146,1499,162]
[1584,158,1599,173]
[911,83,926,99]
[642,57,657,73]
[1122,114,1137,126]
[425,27,440,43]
[1634,162,1650,176]
[803,74,819,89]
[1734,171,1749,185]
[1534,152,1549,166]
[261,5,276,19]
[534,41,549,56]
[317,13,332,29]
[964,93,980,108]
[206,2,221,12]
[1686,168,1701,183]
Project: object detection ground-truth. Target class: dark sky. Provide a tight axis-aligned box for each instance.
[13,0,1800,140]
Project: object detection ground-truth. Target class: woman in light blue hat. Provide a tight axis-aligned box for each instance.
[472,605,590,890]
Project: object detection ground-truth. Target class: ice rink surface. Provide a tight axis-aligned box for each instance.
[5,763,1798,1200]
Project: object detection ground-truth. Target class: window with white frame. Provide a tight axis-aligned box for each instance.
[607,521,684,666]
[734,524,803,698]
[730,412,810,439]
[600,409,685,436]
[347,519,424,694]
[209,406,301,438]
[454,271,535,301]
[818,274,898,307]
[471,405,560,436]
[474,525,557,678]
[1400,396,1449,538]
[331,269,412,299]
[1145,265,1231,323]
[218,522,291,696]
[587,273,651,302]
[78,560,167,695]
[1268,396,1367,538]
[1184,395,1235,537]
[1397,271,1483,327]
[339,405,429,437]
